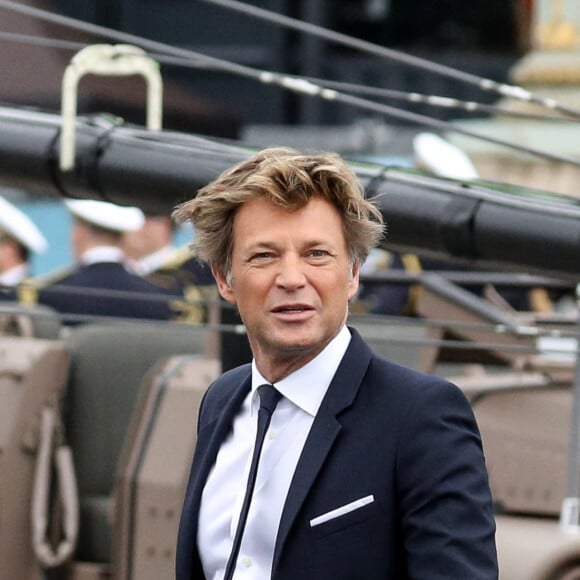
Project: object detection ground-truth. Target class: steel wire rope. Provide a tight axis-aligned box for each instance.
[201,0,580,120]
[1,31,571,124]
[1,1,580,167]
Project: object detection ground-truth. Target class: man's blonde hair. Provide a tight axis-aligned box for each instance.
[173,147,384,278]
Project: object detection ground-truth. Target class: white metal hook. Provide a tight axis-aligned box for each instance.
[60,43,163,171]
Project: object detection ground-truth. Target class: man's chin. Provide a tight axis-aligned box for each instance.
[269,333,327,357]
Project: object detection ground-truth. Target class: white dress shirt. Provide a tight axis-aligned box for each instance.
[198,325,351,579]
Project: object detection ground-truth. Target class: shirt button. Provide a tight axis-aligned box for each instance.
[268,430,278,440]
[241,556,252,568]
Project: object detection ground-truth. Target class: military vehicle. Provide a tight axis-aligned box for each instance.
[2,1,580,578]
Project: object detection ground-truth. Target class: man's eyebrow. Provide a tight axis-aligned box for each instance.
[303,239,339,250]
[245,240,277,249]
[244,238,337,250]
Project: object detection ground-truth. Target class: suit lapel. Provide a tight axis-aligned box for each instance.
[190,383,249,499]
[179,369,251,576]
[273,328,373,568]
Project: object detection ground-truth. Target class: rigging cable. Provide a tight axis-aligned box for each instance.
[0,31,573,124]
[200,0,580,120]
[0,1,580,167]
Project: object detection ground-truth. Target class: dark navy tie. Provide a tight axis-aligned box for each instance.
[223,384,282,580]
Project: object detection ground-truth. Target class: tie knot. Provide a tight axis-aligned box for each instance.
[257,383,282,415]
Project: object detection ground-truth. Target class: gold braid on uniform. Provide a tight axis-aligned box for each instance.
[0,268,71,336]
[171,285,205,324]
[154,245,219,324]
[401,254,422,316]
[17,266,73,306]
[145,246,196,292]
[171,285,219,324]
[158,245,194,270]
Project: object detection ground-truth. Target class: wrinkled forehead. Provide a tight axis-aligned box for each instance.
[231,195,347,246]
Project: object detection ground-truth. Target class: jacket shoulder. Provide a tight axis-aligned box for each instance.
[157,245,194,270]
[195,364,251,432]
[207,364,251,398]
[26,266,74,288]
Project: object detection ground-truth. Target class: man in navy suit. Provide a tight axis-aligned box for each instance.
[38,200,173,323]
[174,147,497,579]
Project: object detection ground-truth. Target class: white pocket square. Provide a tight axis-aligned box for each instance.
[309,494,375,528]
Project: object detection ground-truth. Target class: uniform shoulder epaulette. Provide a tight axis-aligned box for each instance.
[26,266,74,289]
[401,253,422,274]
[157,245,196,271]
[401,253,423,316]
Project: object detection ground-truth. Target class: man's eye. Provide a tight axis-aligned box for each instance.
[309,250,329,258]
[251,252,274,260]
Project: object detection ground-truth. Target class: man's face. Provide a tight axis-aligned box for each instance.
[123,216,172,260]
[213,195,359,378]
[0,234,19,273]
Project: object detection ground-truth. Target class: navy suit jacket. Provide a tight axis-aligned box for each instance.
[38,262,173,323]
[176,328,498,579]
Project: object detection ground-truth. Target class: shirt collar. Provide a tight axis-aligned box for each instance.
[79,246,125,266]
[251,325,351,417]
[0,263,28,286]
[133,245,176,275]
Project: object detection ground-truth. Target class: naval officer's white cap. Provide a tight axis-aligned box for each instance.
[413,132,479,180]
[0,196,48,253]
[65,199,145,233]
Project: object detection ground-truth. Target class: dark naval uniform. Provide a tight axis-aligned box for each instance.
[0,282,18,302]
[131,245,216,322]
[0,196,48,303]
[356,250,419,316]
[135,245,216,294]
[0,292,16,302]
[37,256,174,324]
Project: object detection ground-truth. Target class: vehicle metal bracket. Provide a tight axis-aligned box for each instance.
[60,43,163,171]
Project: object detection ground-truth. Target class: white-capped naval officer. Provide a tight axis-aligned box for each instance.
[37,199,174,323]
[0,195,48,293]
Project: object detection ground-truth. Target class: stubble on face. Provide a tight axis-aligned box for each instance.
[214,196,359,383]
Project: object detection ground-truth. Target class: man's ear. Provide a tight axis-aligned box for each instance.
[211,262,236,304]
[347,263,360,301]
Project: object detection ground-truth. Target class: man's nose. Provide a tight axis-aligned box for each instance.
[276,254,306,288]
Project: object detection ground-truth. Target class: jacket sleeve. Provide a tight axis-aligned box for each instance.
[396,379,498,579]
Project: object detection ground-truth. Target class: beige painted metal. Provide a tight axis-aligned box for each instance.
[0,337,69,580]
[472,373,580,579]
[415,282,536,366]
[0,302,62,339]
[113,355,219,580]
[474,388,570,516]
[453,370,553,400]
[69,562,111,579]
[31,407,79,568]
[60,44,162,171]
[348,312,442,373]
[497,514,580,580]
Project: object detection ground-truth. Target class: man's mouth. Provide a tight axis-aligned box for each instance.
[272,304,314,313]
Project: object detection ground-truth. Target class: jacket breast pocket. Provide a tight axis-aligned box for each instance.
[308,495,380,539]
